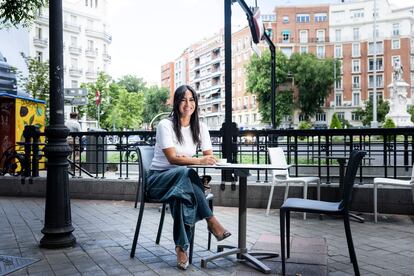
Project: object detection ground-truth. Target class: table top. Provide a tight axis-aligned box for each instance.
[189,163,290,170]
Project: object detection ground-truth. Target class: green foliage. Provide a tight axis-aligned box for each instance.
[245,50,288,126]
[382,117,396,128]
[354,99,390,126]
[330,113,342,129]
[104,88,144,130]
[275,90,294,127]
[117,75,147,93]
[298,120,312,130]
[0,0,47,28]
[289,53,338,120]
[408,106,414,123]
[141,86,171,124]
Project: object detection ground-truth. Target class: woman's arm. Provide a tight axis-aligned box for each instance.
[163,147,216,165]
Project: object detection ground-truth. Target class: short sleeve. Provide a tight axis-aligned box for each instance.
[199,122,213,151]
[157,120,175,149]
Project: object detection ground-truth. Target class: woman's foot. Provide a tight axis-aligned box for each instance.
[207,216,231,241]
[175,246,189,270]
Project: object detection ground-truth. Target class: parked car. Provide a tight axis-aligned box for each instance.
[0,51,17,94]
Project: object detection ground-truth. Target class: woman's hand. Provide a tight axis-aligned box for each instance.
[199,155,216,165]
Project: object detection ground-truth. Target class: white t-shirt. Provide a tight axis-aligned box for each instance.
[150,118,213,170]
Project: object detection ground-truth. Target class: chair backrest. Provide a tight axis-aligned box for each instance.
[137,146,155,200]
[268,147,289,179]
[340,150,366,210]
[409,163,414,184]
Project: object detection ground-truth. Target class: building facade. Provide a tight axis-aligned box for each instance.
[160,62,174,104]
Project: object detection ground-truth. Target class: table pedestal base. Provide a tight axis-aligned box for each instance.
[201,245,278,274]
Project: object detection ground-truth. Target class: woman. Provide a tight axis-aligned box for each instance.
[147,85,231,270]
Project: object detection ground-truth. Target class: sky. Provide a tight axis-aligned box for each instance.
[107,0,409,86]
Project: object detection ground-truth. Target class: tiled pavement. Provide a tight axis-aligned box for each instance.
[0,196,413,276]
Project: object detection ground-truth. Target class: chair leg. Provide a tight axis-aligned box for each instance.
[280,209,286,276]
[286,210,290,259]
[303,182,308,220]
[156,203,166,244]
[208,199,213,250]
[130,201,145,258]
[374,184,378,223]
[266,179,276,216]
[134,179,141,208]
[189,226,194,264]
[317,180,321,201]
[344,214,360,276]
[284,183,290,202]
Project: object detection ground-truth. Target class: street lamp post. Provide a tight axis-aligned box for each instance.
[262,31,276,129]
[40,0,76,248]
[371,0,378,128]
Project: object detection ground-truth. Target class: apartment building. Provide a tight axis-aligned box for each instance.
[329,0,414,126]
[32,0,111,90]
[188,31,225,130]
[160,62,174,104]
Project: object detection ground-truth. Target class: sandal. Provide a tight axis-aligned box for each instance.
[176,247,189,270]
[207,225,232,241]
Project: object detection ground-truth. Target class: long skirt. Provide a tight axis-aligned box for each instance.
[147,166,213,250]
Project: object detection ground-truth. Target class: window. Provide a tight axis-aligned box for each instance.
[237,98,241,109]
[243,96,248,109]
[392,56,401,69]
[296,14,310,23]
[95,0,98,8]
[316,29,325,42]
[337,112,345,120]
[36,27,42,39]
[352,112,362,121]
[280,47,293,58]
[299,30,308,43]
[70,14,77,24]
[334,45,342,58]
[335,29,341,42]
[352,75,360,89]
[316,113,326,122]
[368,41,383,55]
[85,0,88,6]
[282,31,290,43]
[369,91,383,101]
[252,95,256,108]
[265,28,273,39]
[282,16,289,23]
[353,28,359,41]
[71,80,78,88]
[87,19,93,30]
[317,45,325,58]
[368,74,383,88]
[368,57,383,71]
[335,92,342,106]
[87,40,94,50]
[351,9,364,19]
[352,59,360,73]
[71,58,78,68]
[352,92,360,106]
[335,77,342,90]
[314,13,327,22]
[300,46,308,54]
[392,23,400,36]
[36,51,43,62]
[352,43,360,57]
[71,36,77,46]
[392,39,400,49]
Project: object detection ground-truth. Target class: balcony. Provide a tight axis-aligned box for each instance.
[86,71,97,79]
[103,52,111,62]
[33,38,48,48]
[85,28,112,43]
[68,45,82,55]
[64,21,81,33]
[35,15,48,25]
[352,83,360,89]
[69,68,83,77]
[85,49,98,58]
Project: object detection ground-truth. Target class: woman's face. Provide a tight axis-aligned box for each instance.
[178,90,196,118]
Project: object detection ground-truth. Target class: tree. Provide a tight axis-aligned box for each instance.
[0,0,48,28]
[18,53,49,101]
[245,50,289,126]
[330,113,342,129]
[117,75,146,93]
[383,117,396,128]
[105,88,144,130]
[289,53,338,120]
[142,86,171,124]
[354,99,390,126]
[275,90,294,127]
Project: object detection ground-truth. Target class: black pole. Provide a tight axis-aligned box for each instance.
[40,0,76,248]
[263,31,276,129]
[223,0,233,162]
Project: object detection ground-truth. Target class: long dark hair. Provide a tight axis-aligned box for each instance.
[171,85,201,145]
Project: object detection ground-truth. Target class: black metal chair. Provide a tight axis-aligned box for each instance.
[280,150,366,276]
[130,146,213,264]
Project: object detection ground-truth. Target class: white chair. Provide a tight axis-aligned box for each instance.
[266,147,321,218]
[373,165,414,223]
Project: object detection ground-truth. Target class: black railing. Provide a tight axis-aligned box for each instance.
[14,127,414,181]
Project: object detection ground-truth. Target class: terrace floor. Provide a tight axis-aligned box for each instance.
[0,196,413,276]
